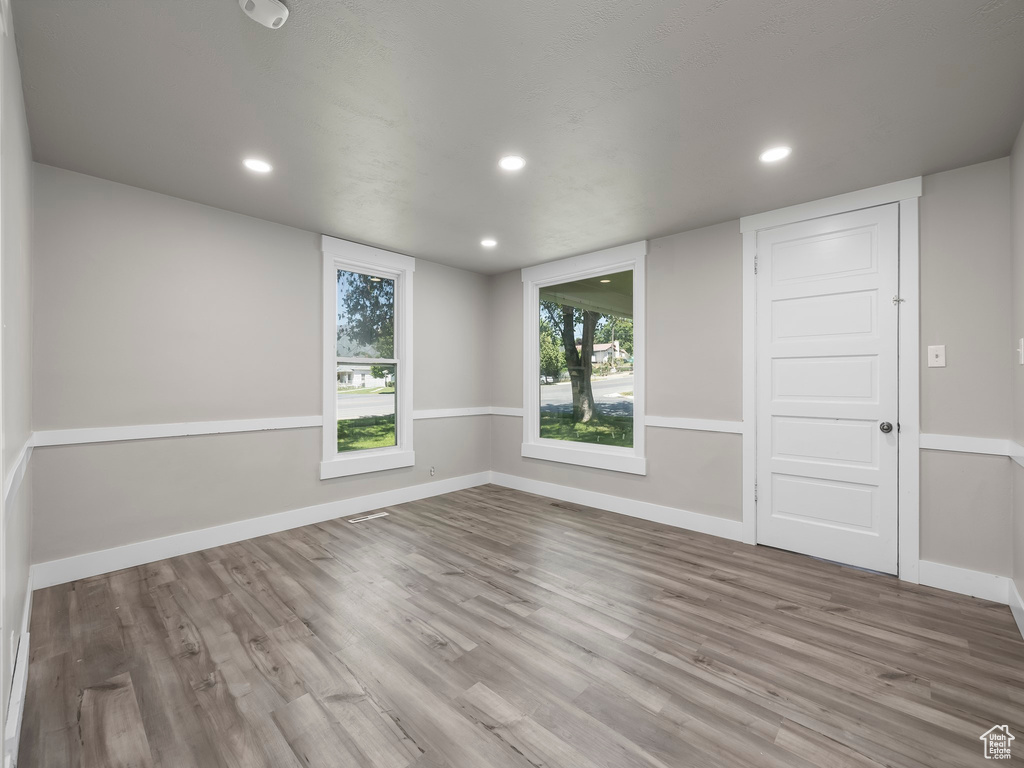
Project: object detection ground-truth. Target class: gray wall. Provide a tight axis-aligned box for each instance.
[920,451,1013,574]
[1012,119,1024,598]
[488,160,1017,576]
[919,158,1012,438]
[918,159,1015,574]
[32,420,490,563]
[30,166,492,563]
[33,165,495,427]
[1015,122,1024,448]
[647,223,743,421]
[32,164,321,428]
[1,8,34,730]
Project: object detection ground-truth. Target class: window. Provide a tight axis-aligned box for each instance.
[522,241,646,474]
[321,236,414,479]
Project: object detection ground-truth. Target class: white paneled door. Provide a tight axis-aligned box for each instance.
[756,204,900,574]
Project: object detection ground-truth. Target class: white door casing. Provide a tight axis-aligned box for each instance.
[755,204,900,574]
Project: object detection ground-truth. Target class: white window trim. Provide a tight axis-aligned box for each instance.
[521,241,647,475]
[321,235,415,479]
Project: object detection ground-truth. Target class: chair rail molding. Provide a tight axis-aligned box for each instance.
[32,415,322,447]
[919,433,1019,458]
[645,416,744,434]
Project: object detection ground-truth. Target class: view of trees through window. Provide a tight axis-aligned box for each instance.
[336,269,398,452]
[539,270,634,447]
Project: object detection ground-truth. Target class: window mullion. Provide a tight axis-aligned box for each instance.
[337,358,398,365]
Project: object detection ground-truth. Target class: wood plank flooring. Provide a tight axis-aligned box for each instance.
[19,484,1024,767]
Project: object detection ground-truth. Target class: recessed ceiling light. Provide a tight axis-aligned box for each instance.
[498,155,526,172]
[243,157,273,173]
[759,146,791,163]
[600,279,611,283]
[481,238,498,248]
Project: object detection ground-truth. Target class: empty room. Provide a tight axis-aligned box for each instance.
[1,1,1024,766]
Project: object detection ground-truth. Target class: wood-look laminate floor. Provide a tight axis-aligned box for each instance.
[20,485,1024,768]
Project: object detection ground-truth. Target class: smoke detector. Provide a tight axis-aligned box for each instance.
[239,0,289,29]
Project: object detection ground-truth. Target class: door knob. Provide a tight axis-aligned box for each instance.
[879,422,893,433]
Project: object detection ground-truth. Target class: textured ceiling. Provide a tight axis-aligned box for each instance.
[12,0,1024,273]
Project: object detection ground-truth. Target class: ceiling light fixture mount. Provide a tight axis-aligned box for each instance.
[243,158,273,173]
[498,155,526,172]
[759,146,792,163]
[238,0,289,29]
[481,238,498,248]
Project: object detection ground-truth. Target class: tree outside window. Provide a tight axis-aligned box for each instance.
[336,270,398,452]
[538,270,633,448]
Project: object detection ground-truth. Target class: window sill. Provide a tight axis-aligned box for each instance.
[320,449,415,479]
[521,441,647,475]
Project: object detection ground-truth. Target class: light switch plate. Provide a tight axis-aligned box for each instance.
[927,345,946,367]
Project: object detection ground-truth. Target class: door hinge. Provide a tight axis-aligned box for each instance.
[754,255,758,275]
[892,295,905,306]
[754,481,758,503]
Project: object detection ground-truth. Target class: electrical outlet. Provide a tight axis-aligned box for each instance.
[429,466,436,477]
[927,345,946,368]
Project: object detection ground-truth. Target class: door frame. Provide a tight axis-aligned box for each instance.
[739,177,923,583]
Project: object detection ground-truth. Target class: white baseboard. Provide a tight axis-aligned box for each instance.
[30,472,491,589]
[1009,579,1024,642]
[31,470,743,589]
[488,471,743,541]
[918,560,1010,604]
[3,573,33,767]
[23,461,1024,648]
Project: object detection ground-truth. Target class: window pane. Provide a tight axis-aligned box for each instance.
[337,269,395,359]
[336,363,397,452]
[539,270,633,447]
